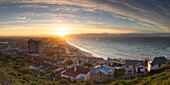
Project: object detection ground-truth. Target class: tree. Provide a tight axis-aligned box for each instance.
[0,68,9,85]
[76,81,82,85]
[83,80,95,85]
[65,59,73,65]
[22,75,32,82]
[0,52,3,55]
[50,71,56,81]
[115,68,125,78]
[57,79,71,85]
[84,63,92,67]
[79,59,82,65]
[29,81,40,85]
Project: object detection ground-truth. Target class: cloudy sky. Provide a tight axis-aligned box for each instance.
[0,0,170,36]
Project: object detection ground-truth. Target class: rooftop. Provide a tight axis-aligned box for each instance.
[90,65,114,75]
[150,57,167,65]
[125,60,145,66]
[62,71,80,78]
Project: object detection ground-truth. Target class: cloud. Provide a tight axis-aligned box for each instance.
[0,0,169,32]
[18,4,48,8]
[113,15,135,21]
[0,20,26,24]
[16,17,27,20]
[137,22,154,28]
[0,23,153,34]
[87,21,103,25]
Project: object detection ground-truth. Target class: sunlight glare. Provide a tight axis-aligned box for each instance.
[56,28,69,37]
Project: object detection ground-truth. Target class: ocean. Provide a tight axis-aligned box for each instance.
[66,36,170,60]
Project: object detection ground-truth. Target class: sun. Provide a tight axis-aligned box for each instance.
[56,28,69,37]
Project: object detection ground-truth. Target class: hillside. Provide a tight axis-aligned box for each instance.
[0,53,169,85]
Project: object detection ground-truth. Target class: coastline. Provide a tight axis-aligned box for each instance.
[64,38,125,63]
[65,38,98,58]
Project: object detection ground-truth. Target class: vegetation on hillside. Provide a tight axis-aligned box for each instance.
[0,53,169,85]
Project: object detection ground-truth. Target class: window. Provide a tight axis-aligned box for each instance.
[159,64,161,67]
[100,74,102,76]
[126,65,129,68]
[128,70,132,72]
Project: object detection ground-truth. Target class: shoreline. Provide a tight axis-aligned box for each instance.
[65,38,99,58]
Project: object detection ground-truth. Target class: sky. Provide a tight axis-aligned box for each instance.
[0,0,170,36]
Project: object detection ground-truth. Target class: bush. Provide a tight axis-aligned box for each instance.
[162,77,170,85]
[29,81,40,85]
[76,81,82,85]
[0,68,9,85]
[9,71,18,77]
[83,80,95,85]
[65,59,73,65]
[19,79,26,84]
[18,67,32,74]
[109,80,127,85]
[57,79,71,85]
[84,63,92,67]
[102,79,112,84]
[22,75,32,82]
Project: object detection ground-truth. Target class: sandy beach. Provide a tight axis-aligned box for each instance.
[64,39,97,58]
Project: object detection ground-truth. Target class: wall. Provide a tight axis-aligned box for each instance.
[148,63,166,71]
[87,71,113,82]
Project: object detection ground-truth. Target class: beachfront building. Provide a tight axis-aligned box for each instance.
[28,39,42,54]
[61,66,90,81]
[148,57,167,71]
[125,60,145,75]
[86,65,115,82]
[0,45,19,55]
[0,42,8,49]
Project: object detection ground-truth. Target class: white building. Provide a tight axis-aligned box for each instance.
[61,66,90,81]
[125,60,146,75]
[148,57,167,71]
[86,65,115,82]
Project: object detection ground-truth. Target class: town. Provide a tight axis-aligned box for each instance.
[0,37,169,85]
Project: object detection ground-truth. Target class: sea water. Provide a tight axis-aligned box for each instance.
[67,36,170,60]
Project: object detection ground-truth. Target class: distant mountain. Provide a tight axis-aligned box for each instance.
[70,33,170,37]
[118,33,170,37]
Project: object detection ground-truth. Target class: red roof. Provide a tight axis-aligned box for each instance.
[62,71,80,78]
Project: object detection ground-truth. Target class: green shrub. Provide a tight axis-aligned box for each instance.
[22,75,32,82]
[57,79,71,85]
[161,77,170,85]
[83,80,95,85]
[110,80,127,85]
[29,81,40,85]
[76,81,82,85]
[19,79,26,84]
[9,71,18,77]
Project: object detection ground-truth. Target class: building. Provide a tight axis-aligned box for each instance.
[61,66,90,81]
[148,57,167,71]
[28,39,42,54]
[1,46,19,55]
[0,42,8,49]
[125,60,145,75]
[86,65,115,82]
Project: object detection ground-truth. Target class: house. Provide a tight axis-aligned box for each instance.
[148,57,167,71]
[125,60,145,75]
[86,65,115,82]
[110,63,123,67]
[61,66,90,81]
